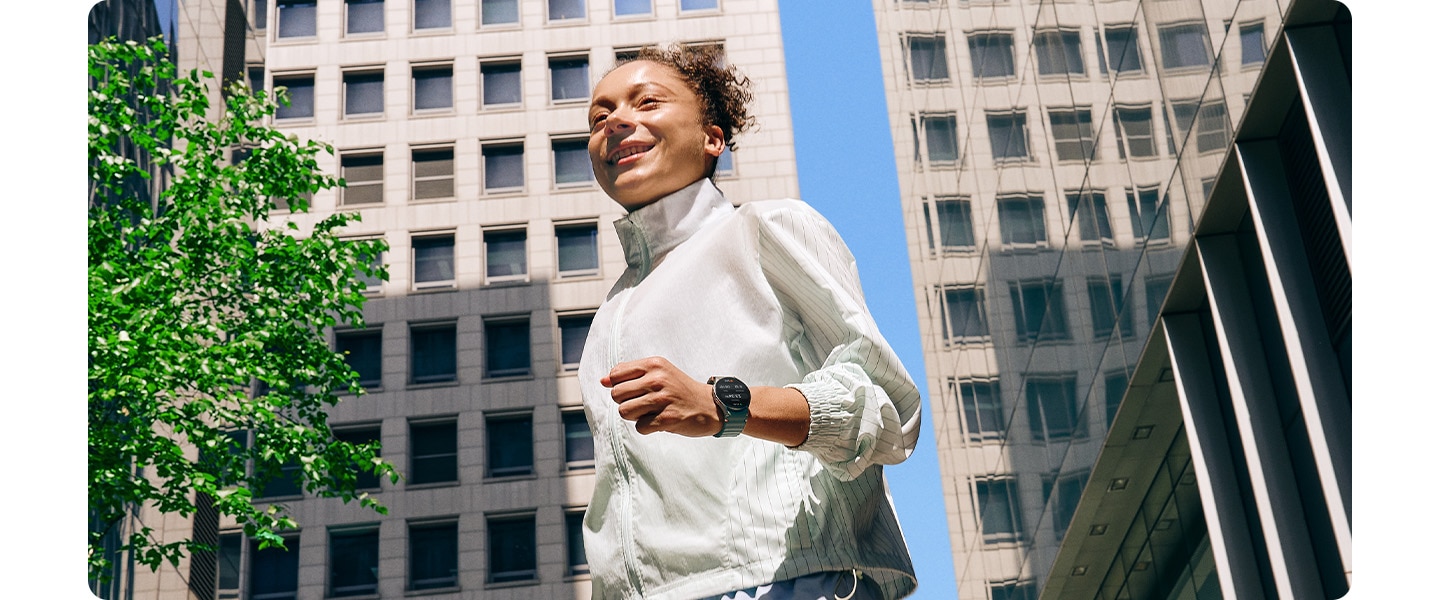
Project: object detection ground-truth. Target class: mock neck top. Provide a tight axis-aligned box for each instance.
[612,178,733,277]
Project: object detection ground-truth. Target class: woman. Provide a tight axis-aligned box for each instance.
[579,44,921,600]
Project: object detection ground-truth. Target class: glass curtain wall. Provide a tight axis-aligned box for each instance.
[873,0,1285,597]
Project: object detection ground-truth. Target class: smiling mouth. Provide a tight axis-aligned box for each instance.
[607,144,653,165]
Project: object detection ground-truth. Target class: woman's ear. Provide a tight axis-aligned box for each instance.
[704,124,725,158]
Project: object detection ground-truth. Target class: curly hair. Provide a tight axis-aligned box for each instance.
[621,44,756,155]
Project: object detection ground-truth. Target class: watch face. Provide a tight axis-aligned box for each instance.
[714,377,750,411]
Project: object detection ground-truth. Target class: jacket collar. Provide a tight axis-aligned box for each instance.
[613,178,732,276]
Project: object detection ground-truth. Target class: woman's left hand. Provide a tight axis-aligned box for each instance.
[602,356,723,437]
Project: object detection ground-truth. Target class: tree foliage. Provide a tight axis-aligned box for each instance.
[88,37,396,582]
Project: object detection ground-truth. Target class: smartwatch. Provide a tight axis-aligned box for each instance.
[707,376,751,438]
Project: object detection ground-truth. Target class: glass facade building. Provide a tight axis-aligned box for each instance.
[873,0,1349,598]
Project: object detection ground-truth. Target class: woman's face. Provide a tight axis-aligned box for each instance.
[587,60,725,211]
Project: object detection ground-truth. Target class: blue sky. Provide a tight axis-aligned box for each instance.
[777,3,959,598]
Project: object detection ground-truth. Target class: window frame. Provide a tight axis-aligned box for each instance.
[485,411,535,478]
[271,72,316,120]
[613,0,654,19]
[484,316,532,379]
[249,531,302,600]
[412,0,452,31]
[939,285,990,344]
[486,513,539,584]
[1239,21,1267,65]
[1157,21,1213,71]
[342,68,387,119]
[557,312,594,373]
[986,110,1031,163]
[678,0,720,13]
[1009,278,1070,342]
[996,193,1047,249]
[924,195,977,254]
[411,145,455,201]
[1087,276,1134,340]
[411,62,454,114]
[275,0,318,40]
[546,0,588,23]
[408,518,460,591]
[975,476,1023,545]
[408,417,459,486]
[1112,104,1158,159]
[334,327,385,389]
[480,0,521,27]
[332,424,383,490]
[479,57,523,109]
[343,0,387,37]
[565,508,590,575]
[1047,107,1095,163]
[481,139,526,194]
[339,150,385,206]
[966,30,1016,80]
[1032,28,1086,77]
[1064,189,1114,246]
[327,525,381,598]
[951,378,1004,442]
[916,113,961,167]
[408,320,458,385]
[548,53,591,104]
[551,135,595,188]
[1024,374,1083,442]
[561,409,595,470]
[1127,185,1171,244]
[1102,24,1145,75]
[555,220,600,278]
[410,233,456,291]
[905,33,950,84]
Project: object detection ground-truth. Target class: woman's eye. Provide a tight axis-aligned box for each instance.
[590,115,607,130]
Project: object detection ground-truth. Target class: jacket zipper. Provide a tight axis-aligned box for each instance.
[606,288,645,596]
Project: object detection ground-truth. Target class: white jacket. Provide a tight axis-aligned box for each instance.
[578,179,921,600]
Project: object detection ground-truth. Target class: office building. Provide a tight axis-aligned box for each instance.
[115,1,799,598]
[871,0,1348,597]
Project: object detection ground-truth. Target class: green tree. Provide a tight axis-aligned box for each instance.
[88,37,396,582]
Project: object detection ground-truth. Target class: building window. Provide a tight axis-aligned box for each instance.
[550,55,590,102]
[566,510,589,575]
[986,112,1029,162]
[248,0,268,30]
[614,0,651,17]
[907,35,949,82]
[1034,29,1084,76]
[1127,186,1170,242]
[1065,190,1112,244]
[257,455,303,499]
[941,286,988,342]
[482,0,519,25]
[967,31,1015,79]
[925,196,975,252]
[413,65,453,111]
[918,114,960,164]
[339,153,384,206]
[344,70,385,117]
[1010,279,1069,342]
[487,515,537,583]
[487,413,533,477]
[328,527,380,597]
[216,532,242,599]
[1158,22,1212,70]
[1112,106,1157,159]
[990,579,1038,600]
[481,59,522,107]
[409,419,458,485]
[1048,108,1094,162]
[345,0,385,34]
[975,477,1022,544]
[1026,375,1082,442]
[272,74,314,119]
[276,0,317,38]
[680,0,718,10]
[558,313,593,372]
[562,410,594,469]
[1145,276,1171,327]
[482,142,525,192]
[485,318,531,377]
[1240,22,1267,64]
[410,322,457,383]
[414,0,450,29]
[335,329,383,389]
[1045,471,1089,540]
[553,138,594,186]
[715,146,735,176]
[556,222,600,277]
[1103,25,1144,73]
[250,533,301,599]
[409,521,459,590]
[412,147,454,200]
[484,228,527,282]
[997,194,1046,247]
[952,378,1003,442]
[1088,277,1133,339]
[333,426,382,489]
[412,235,455,289]
[1104,370,1128,425]
[1173,100,1230,153]
[548,0,586,22]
